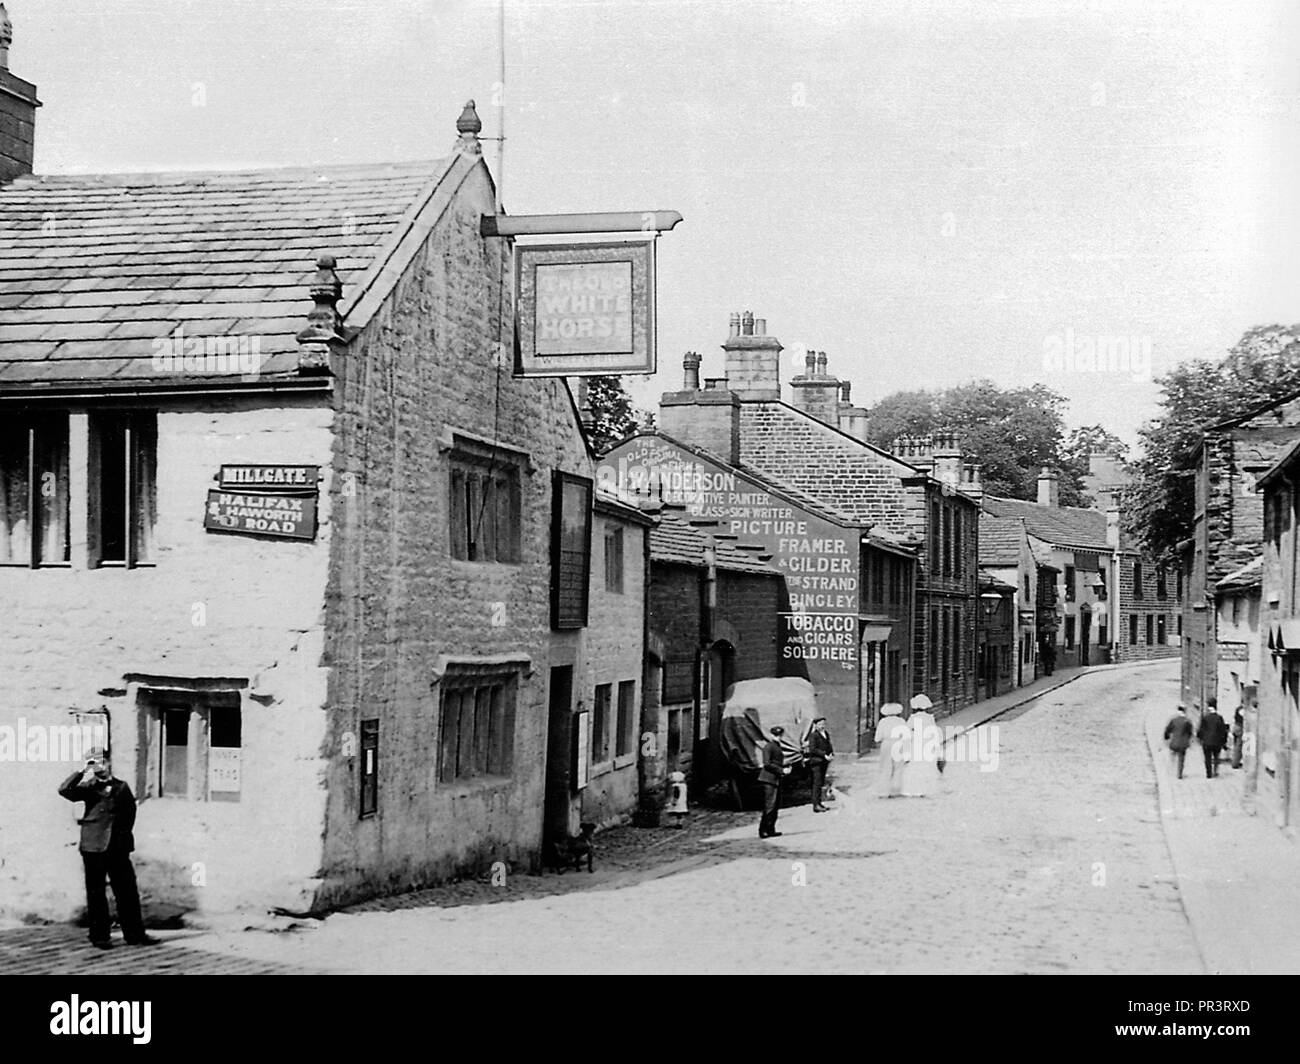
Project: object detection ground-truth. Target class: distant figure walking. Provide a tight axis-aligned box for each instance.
[1231,707,1245,769]
[804,717,834,812]
[1197,700,1229,779]
[1163,705,1193,779]
[757,726,790,838]
[873,703,909,798]
[902,693,942,797]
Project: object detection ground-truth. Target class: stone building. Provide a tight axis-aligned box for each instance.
[1180,391,1300,723]
[602,427,915,757]
[613,313,979,731]
[976,571,1017,699]
[983,473,1180,668]
[0,80,644,919]
[978,512,1040,688]
[636,503,782,794]
[1255,441,1300,835]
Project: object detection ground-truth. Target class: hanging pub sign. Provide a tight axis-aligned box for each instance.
[204,490,318,540]
[516,241,656,376]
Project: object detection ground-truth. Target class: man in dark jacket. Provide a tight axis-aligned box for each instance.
[57,749,157,949]
[1197,700,1229,779]
[1163,705,1193,779]
[757,726,790,838]
[804,717,834,812]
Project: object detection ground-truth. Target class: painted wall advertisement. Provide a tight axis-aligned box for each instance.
[604,437,862,748]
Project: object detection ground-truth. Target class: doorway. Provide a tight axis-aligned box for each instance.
[1081,611,1091,666]
[543,665,574,845]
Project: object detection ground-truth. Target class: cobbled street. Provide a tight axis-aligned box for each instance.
[3,661,1224,975]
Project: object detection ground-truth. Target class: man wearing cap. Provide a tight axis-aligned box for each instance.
[804,717,834,812]
[58,749,158,949]
[757,726,791,838]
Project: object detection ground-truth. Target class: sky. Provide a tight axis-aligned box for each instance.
[11,0,1300,446]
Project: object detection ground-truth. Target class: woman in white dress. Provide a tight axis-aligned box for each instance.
[873,703,910,798]
[902,693,942,797]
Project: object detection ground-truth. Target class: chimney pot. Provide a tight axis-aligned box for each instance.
[805,351,817,374]
[815,351,828,377]
[741,310,754,336]
[682,350,702,391]
[729,311,741,338]
[0,5,12,70]
[840,381,851,403]
[754,318,766,335]
[1037,467,1060,508]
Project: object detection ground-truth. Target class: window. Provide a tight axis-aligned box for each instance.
[872,554,885,604]
[953,509,963,579]
[551,472,593,628]
[943,506,953,578]
[360,719,378,817]
[1024,573,1030,598]
[1130,614,1138,645]
[889,558,903,607]
[1156,567,1167,600]
[141,689,241,802]
[92,412,156,567]
[1176,568,1183,600]
[615,680,636,759]
[1133,561,1143,599]
[1065,615,1075,649]
[592,683,612,765]
[1146,614,1154,644]
[930,499,941,579]
[1157,614,1167,645]
[941,608,950,694]
[1064,565,1076,602]
[929,608,939,677]
[952,611,961,673]
[0,413,69,567]
[1099,621,1108,646]
[604,526,624,593]
[1177,613,1183,636]
[448,440,522,563]
[438,664,518,783]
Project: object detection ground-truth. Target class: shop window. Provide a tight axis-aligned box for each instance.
[448,438,523,563]
[1157,614,1167,645]
[1146,614,1154,644]
[438,664,518,783]
[0,413,69,567]
[592,683,612,765]
[91,411,156,567]
[140,689,242,802]
[615,679,636,759]
[604,526,624,593]
[1065,616,1075,650]
[551,472,592,628]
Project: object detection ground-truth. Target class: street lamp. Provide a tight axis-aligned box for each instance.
[980,591,1004,618]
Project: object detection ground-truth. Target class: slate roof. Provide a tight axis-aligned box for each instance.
[0,159,455,390]
[979,513,1028,567]
[1215,555,1263,595]
[650,508,781,575]
[982,495,1136,553]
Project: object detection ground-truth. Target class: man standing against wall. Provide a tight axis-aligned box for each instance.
[58,749,159,949]
[758,726,790,838]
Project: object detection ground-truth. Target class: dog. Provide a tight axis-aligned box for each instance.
[548,822,596,874]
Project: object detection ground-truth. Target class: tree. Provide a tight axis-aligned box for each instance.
[1125,323,1300,562]
[582,375,638,454]
[864,379,1090,503]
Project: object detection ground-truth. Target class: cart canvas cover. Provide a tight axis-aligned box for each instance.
[719,677,817,771]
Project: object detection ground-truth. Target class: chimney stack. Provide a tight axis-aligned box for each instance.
[1037,467,1060,508]
[790,349,844,426]
[961,462,984,503]
[0,5,41,185]
[682,351,701,391]
[931,428,963,488]
[721,309,783,401]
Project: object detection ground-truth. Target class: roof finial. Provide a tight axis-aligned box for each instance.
[295,254,344,371]
[0,5,13,70]
[456,100,483,156]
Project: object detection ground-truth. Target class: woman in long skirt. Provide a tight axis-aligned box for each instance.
[902,693,942,797]
[873,703,910,798]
